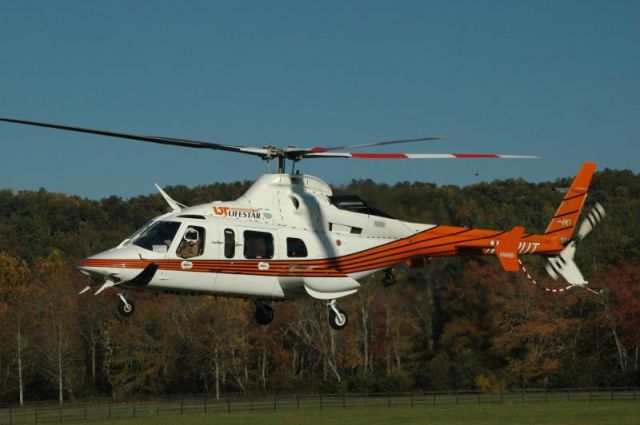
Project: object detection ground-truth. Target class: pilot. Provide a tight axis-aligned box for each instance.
[177,228,201,259]
[178,240,198,258]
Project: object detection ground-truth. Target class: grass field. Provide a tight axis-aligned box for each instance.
[63,402,639,425]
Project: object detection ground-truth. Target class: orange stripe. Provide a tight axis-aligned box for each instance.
[79,226,565,278]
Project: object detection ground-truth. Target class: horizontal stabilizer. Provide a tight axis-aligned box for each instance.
[495,226,525,272]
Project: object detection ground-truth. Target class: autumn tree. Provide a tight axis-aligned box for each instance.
[596,264,640,380]
[30,251,85,403]
[0,252,30,404]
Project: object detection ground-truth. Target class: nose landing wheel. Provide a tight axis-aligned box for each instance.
[254,302,274,325]
[116,292,135,317]
[327,300,348,330]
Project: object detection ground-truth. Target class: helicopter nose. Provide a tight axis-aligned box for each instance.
[77,249,120,277]
[77,245,151,281]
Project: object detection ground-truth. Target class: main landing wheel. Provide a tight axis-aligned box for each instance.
[117,293,135,317]
[381,269,396,287]
[255,303,274,325]
[327,300,348,330]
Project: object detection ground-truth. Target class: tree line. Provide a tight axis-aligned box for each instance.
[0,168,638,404]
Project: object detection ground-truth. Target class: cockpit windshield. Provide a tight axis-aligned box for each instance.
[123,220,155,245]
[132,221,181,253]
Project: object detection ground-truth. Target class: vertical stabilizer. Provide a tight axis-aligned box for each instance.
[544,162,597,242]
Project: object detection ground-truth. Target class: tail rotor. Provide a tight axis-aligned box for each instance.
[544,203,606,289]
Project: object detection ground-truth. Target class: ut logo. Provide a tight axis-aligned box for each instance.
[213,206,229,216]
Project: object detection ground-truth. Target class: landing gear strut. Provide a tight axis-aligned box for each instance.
[254,302,274,325]
[116,292,135,317]
[327,300,348,330]
[381,268,396,287]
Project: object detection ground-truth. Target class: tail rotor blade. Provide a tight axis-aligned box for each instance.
[576,203,606,241]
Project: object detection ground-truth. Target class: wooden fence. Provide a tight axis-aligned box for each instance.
[0,387,638,424]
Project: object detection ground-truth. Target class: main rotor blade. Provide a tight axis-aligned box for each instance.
[303,152,540,159]
[305,136,447,153]
[0,117,269,157]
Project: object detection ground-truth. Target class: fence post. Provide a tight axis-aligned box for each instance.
[611,388,614,401]
[273,393,277,412]
[387,392,391,408]
[9,407,12,425]
[108,402,111,420]
[589,388,592,402]
[320,394,323,410]
[59,406,62,422]
[84,404,88,420]
[296,394,299,410]
[250,396,254,413]
[35,407,38,424]
[521,388,525,403]
[227,396,230,413]
[433,393,436,406]
[342,394,346,408]
[567,389,571,402]
[455,391,459,405]
[133,403,136,418]
[204,395,207,414]
[364,393,368,407]
[478,391,481,404]
[500,389,504,404]
[410,392,414,407]
[180,398,184,415]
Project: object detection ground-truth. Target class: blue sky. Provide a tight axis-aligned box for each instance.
[1,1,638,199]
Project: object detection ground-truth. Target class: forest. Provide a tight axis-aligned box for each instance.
[0,168,639,404]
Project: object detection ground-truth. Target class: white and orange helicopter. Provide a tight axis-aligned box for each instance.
[0,117,605,329]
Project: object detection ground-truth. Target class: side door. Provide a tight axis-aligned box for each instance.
[215,225,239,290]
[235,226,282,297]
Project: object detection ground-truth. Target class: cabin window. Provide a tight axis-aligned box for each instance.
[287,238,308,258]
[224,229,235,258]
[132,221,181,253]
[244,231,274,259]
[177,226,205,259]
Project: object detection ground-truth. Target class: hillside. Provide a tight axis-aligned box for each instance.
[0,169,638,402]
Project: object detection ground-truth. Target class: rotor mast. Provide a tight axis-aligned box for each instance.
[261,146,291,174]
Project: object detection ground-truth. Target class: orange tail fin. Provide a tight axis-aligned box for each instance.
[544,162,597,242]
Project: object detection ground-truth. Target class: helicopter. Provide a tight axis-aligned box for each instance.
[0,117,605,329]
